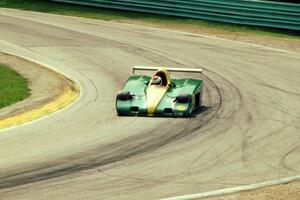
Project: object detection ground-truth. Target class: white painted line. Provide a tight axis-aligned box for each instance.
[119,21,299,55]
[160,175,300,200]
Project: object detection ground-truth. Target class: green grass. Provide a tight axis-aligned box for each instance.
[0,64,30,108]
[0,0,299,39]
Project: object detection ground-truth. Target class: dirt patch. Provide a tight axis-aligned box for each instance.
[115,20,300,53]
[202,181,300,200]
[0,52,68,120]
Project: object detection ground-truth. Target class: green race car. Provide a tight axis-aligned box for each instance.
[116,66,203,117]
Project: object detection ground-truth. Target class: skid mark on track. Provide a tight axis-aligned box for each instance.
[0,63,226,190]
[280,144,300,173]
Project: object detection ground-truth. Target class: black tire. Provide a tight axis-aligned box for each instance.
[116,91,131,101]
[176,94,191,103]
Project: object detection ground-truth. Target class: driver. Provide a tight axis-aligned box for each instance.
[151,75,162,85]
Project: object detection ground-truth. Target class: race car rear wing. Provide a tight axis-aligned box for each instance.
[133,66,202,74]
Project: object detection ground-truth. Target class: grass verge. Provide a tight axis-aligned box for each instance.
[0,64,29,108]
[0,0,299,39]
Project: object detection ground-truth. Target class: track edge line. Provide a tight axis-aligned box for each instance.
[159,175,300,200]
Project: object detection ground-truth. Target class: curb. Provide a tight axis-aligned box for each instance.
[0,76,79,129]
[0,39,81,130]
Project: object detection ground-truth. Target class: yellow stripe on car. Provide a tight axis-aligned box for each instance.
[146,85,168,116]
[146,67,171,116]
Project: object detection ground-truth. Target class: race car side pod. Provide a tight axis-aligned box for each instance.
[133,66,202,75]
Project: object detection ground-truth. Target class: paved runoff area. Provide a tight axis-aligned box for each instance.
[0,8,299,200]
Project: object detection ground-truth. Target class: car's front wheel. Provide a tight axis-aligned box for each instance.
[176,94,192,103]
[116,91,132,101]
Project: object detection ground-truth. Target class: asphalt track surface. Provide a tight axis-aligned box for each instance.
[0,9,300,200]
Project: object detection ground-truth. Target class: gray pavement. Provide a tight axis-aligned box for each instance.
[0,8,299,200]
